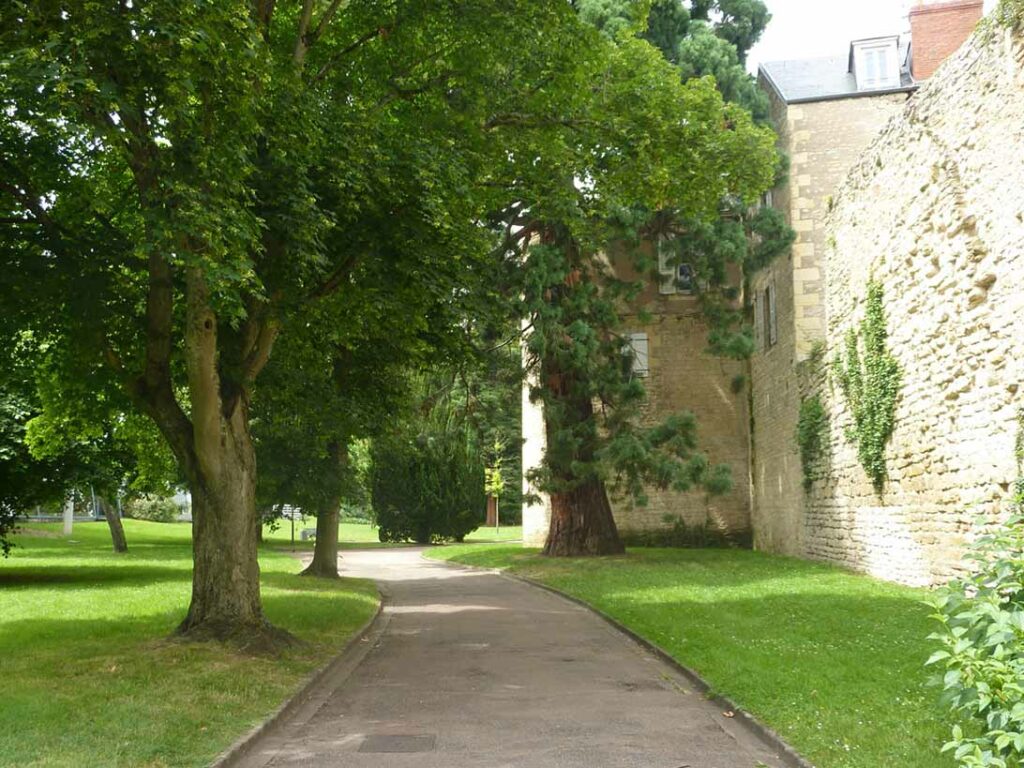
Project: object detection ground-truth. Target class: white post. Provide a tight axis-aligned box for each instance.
[63,494,74,536]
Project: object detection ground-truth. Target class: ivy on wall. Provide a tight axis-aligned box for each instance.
[995,0,1024,29]
[795,395,827,491]
[832,280,902,493]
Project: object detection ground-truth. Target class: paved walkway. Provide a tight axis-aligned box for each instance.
[234,548,793,768]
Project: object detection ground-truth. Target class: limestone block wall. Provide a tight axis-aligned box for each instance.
[613,305,752,537]
[801,20,1024,585]
[750,86,911,555]
[521,354,551,547]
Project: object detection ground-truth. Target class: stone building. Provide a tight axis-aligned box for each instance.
[521,248,753,547]
[766,5,1022,586]
[524,1,1023,586]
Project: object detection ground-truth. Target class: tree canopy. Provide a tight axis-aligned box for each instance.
[1,0,788,632]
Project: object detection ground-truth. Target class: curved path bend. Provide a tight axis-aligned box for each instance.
[233,547,793,768]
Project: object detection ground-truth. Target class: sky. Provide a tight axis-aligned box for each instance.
[747,0,999,73]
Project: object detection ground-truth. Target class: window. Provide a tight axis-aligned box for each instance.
[852,38,900,91]
[623,332,649,378]
[763,283,777,349]
[754,291,763,348]
[657,240,676,295]
[657,239,695,295]
[677,263,696,293]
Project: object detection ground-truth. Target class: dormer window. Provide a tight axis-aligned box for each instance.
[851,37,900,91]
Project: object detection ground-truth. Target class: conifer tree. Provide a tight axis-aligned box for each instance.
[523,1,790,555]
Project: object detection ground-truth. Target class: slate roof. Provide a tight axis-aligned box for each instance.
[759,39,917,104]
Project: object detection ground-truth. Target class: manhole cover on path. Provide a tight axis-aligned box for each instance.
[358,734,437,753]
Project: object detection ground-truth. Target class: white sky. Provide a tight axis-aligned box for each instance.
[747,0,999,73]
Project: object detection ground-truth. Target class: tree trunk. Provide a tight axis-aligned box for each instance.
[543,474,625,556]
[303,441,346,578]
[302,501,340,578]
[100,497,128,553]
[175,411,291,651]
[162,268,294,651]
[541,366,625,556]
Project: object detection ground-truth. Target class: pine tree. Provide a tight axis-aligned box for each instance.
[525,1,791,555]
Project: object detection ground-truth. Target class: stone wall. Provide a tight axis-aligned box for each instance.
[521,332,551,547]
[750,82,911,555]
[799,19,1024,585]
[613,304,751,537]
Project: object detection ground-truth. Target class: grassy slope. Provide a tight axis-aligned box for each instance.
[425,544,951,768]
[1,520,378,768]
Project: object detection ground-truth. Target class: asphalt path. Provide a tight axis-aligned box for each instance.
[231,547,794,768]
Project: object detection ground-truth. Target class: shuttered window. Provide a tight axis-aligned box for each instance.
[764,283,778,349]
[624,332,649,377]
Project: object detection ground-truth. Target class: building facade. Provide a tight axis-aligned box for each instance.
[524,1,1024,587]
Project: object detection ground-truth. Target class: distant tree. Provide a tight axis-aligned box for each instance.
[253,285,436,578]
[0,335,176,554]
[369,378,488,544]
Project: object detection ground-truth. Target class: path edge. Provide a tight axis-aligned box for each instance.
[428,553,815,768]
[208,587,385,768]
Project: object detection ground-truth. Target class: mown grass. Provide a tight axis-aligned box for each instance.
[463,524,522,543]
[425,544,952,768]
[1,520,379,768]
[262,518,387,549]
[261,519,522,549]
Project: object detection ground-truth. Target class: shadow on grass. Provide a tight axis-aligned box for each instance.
[2,574,375,650]
[2,545,194,564]
[0,564,190,587]
[498,546,927,596]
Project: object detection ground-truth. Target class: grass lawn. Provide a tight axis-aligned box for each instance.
[262,518,388,549]
[464,524,522,543]
[262,519,523,549]
[1,519,379,768]
[425,544,952,768]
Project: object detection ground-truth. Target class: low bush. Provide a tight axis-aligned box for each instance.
[124,494,180,523]
[370,428,484,544]
[928,480,1024,767]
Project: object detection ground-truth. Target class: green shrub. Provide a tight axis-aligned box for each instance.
[928,476,1024,767]
[124,494,180,523]
[995,0,1024,28]
[370,429,485,544]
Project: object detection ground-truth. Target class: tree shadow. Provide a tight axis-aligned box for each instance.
[0,563,190,587]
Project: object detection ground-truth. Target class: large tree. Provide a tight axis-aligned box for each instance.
[0,0,598,645]
[518,3,784,555]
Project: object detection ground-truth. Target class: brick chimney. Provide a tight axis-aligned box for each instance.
[909,0,984,80]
